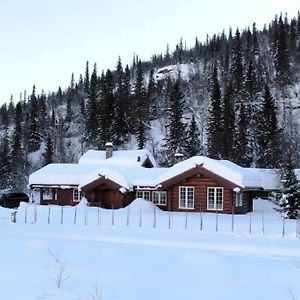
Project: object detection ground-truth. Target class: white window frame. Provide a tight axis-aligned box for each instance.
[152,191,167,206]
[73,188,84,202]
[136,190,150,201]
[207,187,224,210]
[179,186,195,209]
[235,191,243,207]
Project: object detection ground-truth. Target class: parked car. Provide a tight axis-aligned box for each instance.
[0,192,29,208]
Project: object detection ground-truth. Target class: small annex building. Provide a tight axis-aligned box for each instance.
[29,144,283,214]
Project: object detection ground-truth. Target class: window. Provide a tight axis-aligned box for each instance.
[136,191,150,201]
[153,191,167,206]
[235,191,243,207]
[207,187,223,210]
[179,186,194,209]
[73,188,84,202]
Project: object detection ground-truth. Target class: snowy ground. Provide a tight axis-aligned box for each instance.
[0,199,300,300]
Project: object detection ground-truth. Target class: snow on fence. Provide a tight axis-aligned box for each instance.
[13,199,300,238]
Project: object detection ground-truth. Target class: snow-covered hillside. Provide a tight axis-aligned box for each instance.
[0,199,300,300]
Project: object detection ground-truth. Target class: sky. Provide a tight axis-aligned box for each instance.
[0,0,299,105]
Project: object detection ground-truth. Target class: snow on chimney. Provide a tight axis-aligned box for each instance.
[105,142,113,159]
[174,153,184,164]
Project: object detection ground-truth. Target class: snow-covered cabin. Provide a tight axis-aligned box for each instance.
[29,145,282,214]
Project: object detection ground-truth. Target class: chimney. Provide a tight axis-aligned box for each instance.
[105,142,113,159]
[174,153,184,164]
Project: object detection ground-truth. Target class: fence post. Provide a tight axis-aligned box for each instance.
[34,204,37,224]
[84,206,88,226]
[184,211,188,230]
[97,206,100,226]
[74,205,77,225]
[168,210,171,230]
[111,203,115,226]
[215,210,218,232]
[297,218,300,238]
[231,205,234,233]
[25,203,27,224]
[249,211,252,234]
[47,206,51,224]
[139,202,142,228]
[126,205,130,226]
[60,206,64,225]
[200,211,203,231]
[153,205,156,228]
[261,207,265,235]
[282,216,286,238]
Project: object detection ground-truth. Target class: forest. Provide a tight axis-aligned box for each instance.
[0,12,300,191]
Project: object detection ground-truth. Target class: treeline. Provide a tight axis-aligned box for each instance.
[0,12,300,190]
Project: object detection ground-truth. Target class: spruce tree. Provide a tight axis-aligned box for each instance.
[207,64,222,159]
[185,114,201,157]
[28,85,41,152]
[280,158,300,219]
[0,131,12,188]
[257,85,281,168]
[163,79,186,165]
[43,133,54,166]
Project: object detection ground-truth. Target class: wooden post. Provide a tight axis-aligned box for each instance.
[60,206,64,225]
[139,202,142,227]
[153,205,156,228]
[215,210,219,232]
[74,205,77,225]
[126,205,130,226]
[84,206,88,226]
[262,208,264,235]
[168,210,171,230]
[282,216,286,238]
[25,203,27,224]
[97,206,100,226]
[231,204,234,232]
[111,203,115,226]
[184,211,188,230]
[34,204,37,224]
[47,206,51,224]
[297,218,300,238]
[200,211,203,231]
[249,211,252,234]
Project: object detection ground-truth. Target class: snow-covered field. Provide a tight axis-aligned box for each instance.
[0,199,300,300]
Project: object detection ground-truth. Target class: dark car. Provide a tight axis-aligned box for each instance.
[0,192,29,209]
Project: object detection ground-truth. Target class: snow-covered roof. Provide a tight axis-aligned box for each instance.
[158,156,261,188]
[29,152,290,192]
[78,149,157,167]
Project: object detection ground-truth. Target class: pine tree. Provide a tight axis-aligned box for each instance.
[280,158,300,219]
[221,82,235,159]
[207,64,222,158]
[185,115,201,157]
[43,133,54,166]
[86,63,99,146]
[257,85,281,168]
[28,85,41,152]
[0,130,12,188]
[273,15,291,87]
[163,80,186,165]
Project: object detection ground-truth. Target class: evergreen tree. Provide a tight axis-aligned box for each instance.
[43,133,54,166]
[28,85,41,152]
[257,85,281,168]
[207,64,222,158]
[0,131,12,188]
[221,82,235,159]
[133,61,148,149]
[280,158,300,219]
[185,115,201,157]
[163,80,186,165]
[273,15,291,87]
[86,63,99,145]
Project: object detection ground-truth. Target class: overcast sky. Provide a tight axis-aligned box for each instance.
[0,0,299,104]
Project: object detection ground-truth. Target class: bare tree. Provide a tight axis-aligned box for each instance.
[47,248,71,289]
